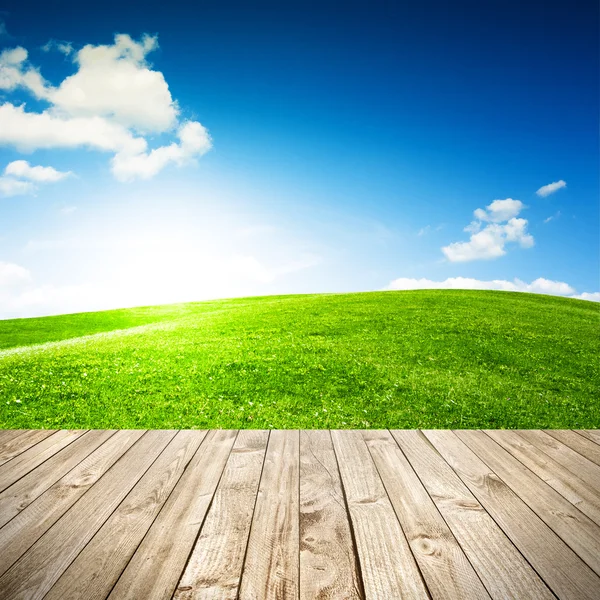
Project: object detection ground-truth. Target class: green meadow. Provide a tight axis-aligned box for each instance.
[0,290,598,430]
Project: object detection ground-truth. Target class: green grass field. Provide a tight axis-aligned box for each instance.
[0,290,598,429]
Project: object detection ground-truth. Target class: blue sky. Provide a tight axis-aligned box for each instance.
[0,0,598,317]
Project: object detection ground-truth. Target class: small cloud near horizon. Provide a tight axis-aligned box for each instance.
[385,276,599,301]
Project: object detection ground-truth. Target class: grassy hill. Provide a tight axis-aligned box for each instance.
[0,290,598,430]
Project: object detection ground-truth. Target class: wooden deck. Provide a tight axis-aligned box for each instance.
[0,430,599,599]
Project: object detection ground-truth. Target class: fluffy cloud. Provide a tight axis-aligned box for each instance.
[385,276,588,298]
[442,199,533,262]
[0,160,73,196]
[5,160,72,182]
[111,121,211,182]
[0,34,211,181]
[0,47,48,99]
[0,177,36,197]
[571,292,600,302]
[0,103,147,154]
[536,180,566,197]
[0,261,32,286]
[50,34,178,133]
[473,198,524,223]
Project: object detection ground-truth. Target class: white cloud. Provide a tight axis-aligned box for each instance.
[49,34,178,133]
[524,278,575,295]
[60,205,77,215]
[536,180,566,197]
[0,103,147,154]
[0,46,27,65]
[418,224,444,236]
[543,211,561,224]
[474,198,524,223]
[443,226,507,261]
[0,176,36,197]
[0,34,212,181]
[503,218,534,246]
[571,292,600,302]
[110,121,211,182]
[442,199,533,262]
[5,160,72,182]
[0,46,49,99]
[41,40,73,56]
[385,276,576,297]
[0,261,32,286]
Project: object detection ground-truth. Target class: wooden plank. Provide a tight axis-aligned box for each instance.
[456,430,600,576]
[363,430,490,599]
[576,430,600,445]
[391,429,554,600]
[109,430,237,600]
[487,429,600,526]
[0,429,144,578]
[331,430,428,599]
[174,430,269,600]
[299,430,362,600]
[0,431,26,445]
[0,430,86,493]
[45,430,207,600]
[237,430,300,600]
[0,430,115,529]
[424,430,600,600]
[518,430,600,492]
[0,430,55,467]
[546,429,600,467]
[0,430,176,600]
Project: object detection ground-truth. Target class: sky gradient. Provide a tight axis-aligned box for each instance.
[0,0,598,318]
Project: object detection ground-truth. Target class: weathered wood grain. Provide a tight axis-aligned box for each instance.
[363,429,490,599]
[174,430,269,600]
[0,430,114,529]
[0,430,86,493]
[332,430,428,599]
[108,430,237,600]
[45,430,206,600]
[0,430,175,600]
[0,431,26,446]
[0,429,597,600]
[0,430,56,467]
[546,430,600,467]
[487,429,600,526]
[577,430,600,445]
[238,429,300,600]
[391,429,554,600]
[518,430,600,492]
[299,430,362,600]
[425,429,600,600]
[0,430,144,577]
[456,429,600,576]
